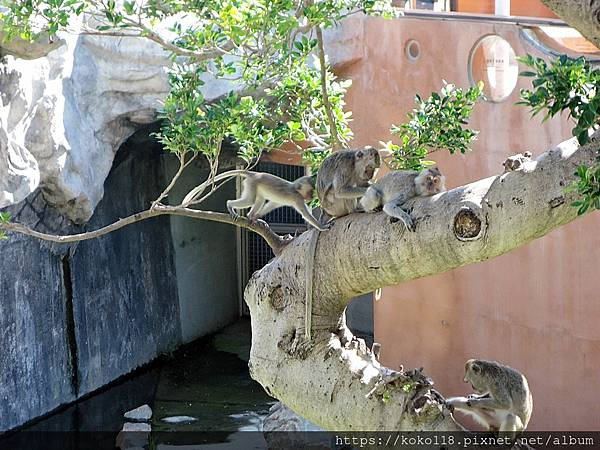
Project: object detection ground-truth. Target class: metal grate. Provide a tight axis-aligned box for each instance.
[246,231,276,278]
[238,162,309,316]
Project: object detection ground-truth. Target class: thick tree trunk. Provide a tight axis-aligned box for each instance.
[246,135,599,430]
[541,0,600,49]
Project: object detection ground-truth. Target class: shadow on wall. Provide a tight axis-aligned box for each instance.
[346,294,374,346]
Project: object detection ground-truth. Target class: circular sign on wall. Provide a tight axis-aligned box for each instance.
[468,35,519,103]
[405,39,421,62]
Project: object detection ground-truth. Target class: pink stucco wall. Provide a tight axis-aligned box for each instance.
[337,16,600,430]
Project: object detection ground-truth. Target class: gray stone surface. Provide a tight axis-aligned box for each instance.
[0,15,365,222]
[262,401,322,432]
[124,404,152,422]
[117,423,151,450]
[121,422,151,432]
[0,225,74,431]
[70,134,181,395]
[0,129,182,430]
[262,402,305,432]
[166,162,239,343]
[0,189,78,431]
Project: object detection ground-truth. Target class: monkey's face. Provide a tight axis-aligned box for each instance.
[420,168,446,195]
[503,152,532,172]
[355,147,381,181]
[503,157,522,171]
[464,359,490,394]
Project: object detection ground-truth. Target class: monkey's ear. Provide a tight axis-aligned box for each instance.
[471,362,482,374]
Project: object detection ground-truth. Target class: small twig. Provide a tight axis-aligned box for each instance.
[315,25,343,150]
[151,152,197,209]
[88,12,237,60]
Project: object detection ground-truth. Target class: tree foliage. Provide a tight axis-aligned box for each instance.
[0,0,597,224]
[383,81,483,170]
[518,54,600,214]
[1,0,394,167]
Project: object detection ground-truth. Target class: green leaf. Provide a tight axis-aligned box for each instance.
[123,1,134,14]
[578,129,590,145]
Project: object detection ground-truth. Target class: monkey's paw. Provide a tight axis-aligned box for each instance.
[390,216,415,232]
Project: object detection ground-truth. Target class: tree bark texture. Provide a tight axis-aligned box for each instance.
[246,135,599,430]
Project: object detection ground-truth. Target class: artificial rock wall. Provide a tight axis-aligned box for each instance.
[0,131,182,431]
[0,124,243,431]
[0,16,364,430]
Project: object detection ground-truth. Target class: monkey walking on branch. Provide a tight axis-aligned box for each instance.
[182,170,328,231]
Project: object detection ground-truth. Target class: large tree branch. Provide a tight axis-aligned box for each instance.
[307,135,598,309]
[245,134,599,430]
[541,0,600,49]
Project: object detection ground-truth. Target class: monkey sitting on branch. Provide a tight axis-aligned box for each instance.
[182,170,328,231]
[446,359,533,435]
[360,167,446,231]
[316,146,382,218]
[301,146,381,340]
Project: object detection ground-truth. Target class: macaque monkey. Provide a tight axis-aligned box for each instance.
[503,151,532,172]
[316,146,381,218]
[446,359,533,434]
[304,146,381,340]
[182,170,327,231]
[360,167,446,231]
[227,172,328,231]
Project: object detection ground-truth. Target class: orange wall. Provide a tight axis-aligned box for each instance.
[456,0,558,18]
[337,16,600,430]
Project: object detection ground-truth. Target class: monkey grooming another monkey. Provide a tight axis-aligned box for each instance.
[360,167,446,231]
[304,146,381,340]
[182,170,327,231]
[446,359,533,434]
[316,146,381,218]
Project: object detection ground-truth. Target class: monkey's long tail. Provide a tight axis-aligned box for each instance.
[181,170,251,207]
[304,228,321,340]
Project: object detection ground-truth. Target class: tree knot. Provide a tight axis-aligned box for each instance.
[453,205,483,241]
